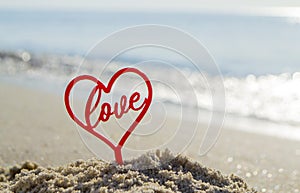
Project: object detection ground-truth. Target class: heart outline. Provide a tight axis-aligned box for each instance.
[64,67,153,164]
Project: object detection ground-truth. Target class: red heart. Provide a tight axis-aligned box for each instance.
[64,68,153,164]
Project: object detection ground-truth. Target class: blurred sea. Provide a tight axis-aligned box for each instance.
[1,10,300,140]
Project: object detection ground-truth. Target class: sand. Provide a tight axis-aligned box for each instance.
[0,81,300,192]
[0,150,256,193]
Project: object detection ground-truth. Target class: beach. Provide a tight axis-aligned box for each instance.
[0,3,300,192]
[0,81,299,192]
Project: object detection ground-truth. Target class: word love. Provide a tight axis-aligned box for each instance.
[86,88,146,127]
[64,68,153,164]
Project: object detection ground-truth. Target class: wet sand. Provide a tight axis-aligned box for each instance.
[0,82,300,192]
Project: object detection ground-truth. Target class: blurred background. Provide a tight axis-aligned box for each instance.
[1,0,300,131]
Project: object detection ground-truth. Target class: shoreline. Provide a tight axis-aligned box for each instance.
[2,74,300,143]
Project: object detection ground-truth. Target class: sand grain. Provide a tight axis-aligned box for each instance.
[0,151,256,193]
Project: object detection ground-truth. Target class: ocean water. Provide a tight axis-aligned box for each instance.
[1,10,300,76]
[1,10,300,140]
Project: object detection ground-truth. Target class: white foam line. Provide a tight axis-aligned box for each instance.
[224,115,300,141]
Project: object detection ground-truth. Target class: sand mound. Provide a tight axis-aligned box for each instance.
[0,150,257,193]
